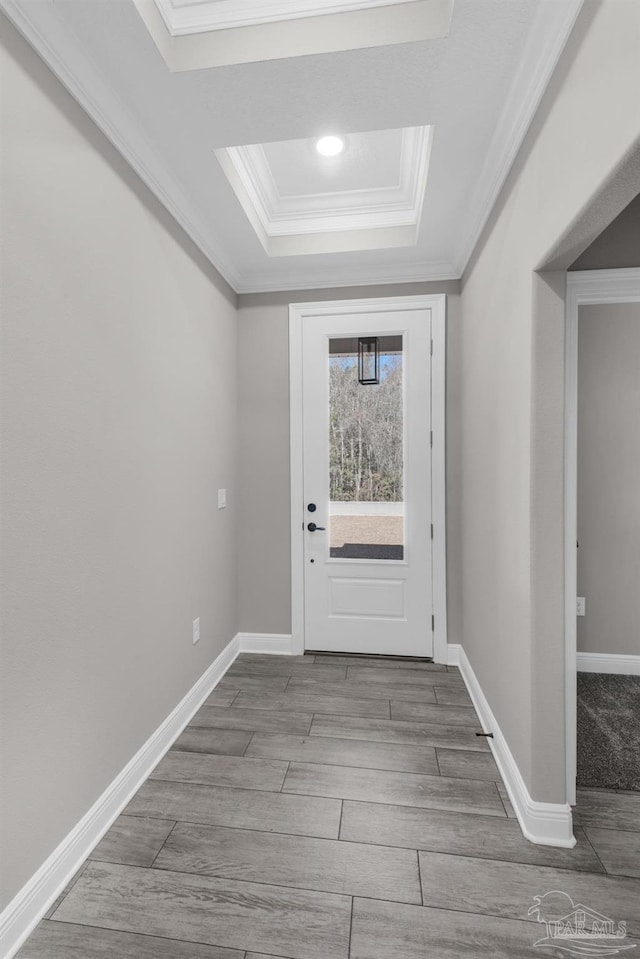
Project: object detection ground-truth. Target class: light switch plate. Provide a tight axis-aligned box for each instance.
[576,597,585,617]
[217,489,226,509]
[193,617,200,644]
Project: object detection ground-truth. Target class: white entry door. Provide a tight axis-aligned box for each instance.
[295,299,436,657]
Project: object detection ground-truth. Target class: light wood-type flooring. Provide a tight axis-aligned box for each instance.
[18,653,640,958]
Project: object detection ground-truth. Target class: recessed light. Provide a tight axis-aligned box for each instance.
[315,135,345,157]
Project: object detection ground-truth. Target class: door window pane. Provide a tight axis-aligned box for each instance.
[328,335,404,560]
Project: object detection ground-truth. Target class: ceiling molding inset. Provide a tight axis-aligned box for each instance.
[0,0,586,293]
[215,127,433,256]
[155,0,424,36]
[133,0,454,70]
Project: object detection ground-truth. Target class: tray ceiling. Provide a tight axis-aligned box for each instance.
[215,127,432,256]
[0,0,584,292]
[155,0,430,34]
[134,0,455,68]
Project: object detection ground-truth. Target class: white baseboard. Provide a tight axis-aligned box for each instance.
[237,632,294,655]
[0,635,240,959]
[1,635,579,957]
[455,646,576,849]
[447,643,462,667]
[577,652,640,676]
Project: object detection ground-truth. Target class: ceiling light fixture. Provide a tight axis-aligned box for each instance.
[315,135,345,157]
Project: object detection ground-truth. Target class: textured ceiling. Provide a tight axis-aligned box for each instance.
[0,0,583,291]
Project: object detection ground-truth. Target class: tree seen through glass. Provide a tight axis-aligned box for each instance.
[329,351,403,502]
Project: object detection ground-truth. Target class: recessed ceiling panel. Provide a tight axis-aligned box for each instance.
[265,130,403,197]
[215,127,432,256]
[0,0,585,290]
[159,0,429,34]
[133,0,454,69]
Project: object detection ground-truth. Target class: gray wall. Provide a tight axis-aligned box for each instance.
[236,282,463,648]
[570,192,640,271]
[459,0,640,802]
[577,303,640,657]
[0,17,238,911]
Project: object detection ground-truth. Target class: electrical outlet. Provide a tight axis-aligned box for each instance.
[193,617,200,644]
[576,597,585,617]
[217,488,226,509]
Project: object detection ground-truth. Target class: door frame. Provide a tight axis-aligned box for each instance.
[289,294,448,662]
[564,268,640,804]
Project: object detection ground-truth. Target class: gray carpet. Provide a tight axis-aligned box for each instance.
[577,672,640,791]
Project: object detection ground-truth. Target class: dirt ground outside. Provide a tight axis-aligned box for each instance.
[329,514,403,549]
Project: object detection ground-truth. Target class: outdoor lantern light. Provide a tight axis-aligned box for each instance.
[358,336,379,385]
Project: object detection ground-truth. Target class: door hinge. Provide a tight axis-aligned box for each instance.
[431,614,435,631]
[430,430,433,448]
[430,339,434,356]
[430,523,434,540]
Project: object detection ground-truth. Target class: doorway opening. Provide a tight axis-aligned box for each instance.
[564,268,640,804]
[289,295,447,662]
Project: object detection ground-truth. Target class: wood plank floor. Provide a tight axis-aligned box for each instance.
[18,653,640,959]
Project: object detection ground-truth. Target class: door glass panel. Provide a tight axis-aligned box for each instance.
[328,335,404,560]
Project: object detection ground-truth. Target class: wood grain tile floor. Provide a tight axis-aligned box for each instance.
[17,652,640,959]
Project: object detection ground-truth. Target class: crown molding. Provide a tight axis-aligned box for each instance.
[155,0,424,36]
[233,143,411,221]
[0,0,457,294]
[233,258,459,294]
[453,0,585,277]
[3,0,581,295]
[216,126,432,250]
[0,0,243,293]
[240,145,282,219]
[135,0,454,70]
[269,210,419,236]
[407,123,434,237]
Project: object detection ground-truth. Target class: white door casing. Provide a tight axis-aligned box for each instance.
[289,295,447,661]
[304,308,430,656]
[564,268,640,805]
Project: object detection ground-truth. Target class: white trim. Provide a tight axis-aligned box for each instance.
[0,635,241,959]
[577,652,640,676]
[289,310,306,657]
[136,0,454,71]
[289,294,447,661]
[215,127,432,241]
[215,128,433,258]
[564,268,640,806]
[154,0,426,35]
[446,643,462,667]
[566,269,640,303]
[453,0,584,276]
[237,632,294,655]
[1,0,581,294]
[564,275,579,809]
[431,296,448,665]
[456,646,576,848]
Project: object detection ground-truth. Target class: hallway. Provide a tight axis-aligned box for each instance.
[17,654,640,958]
